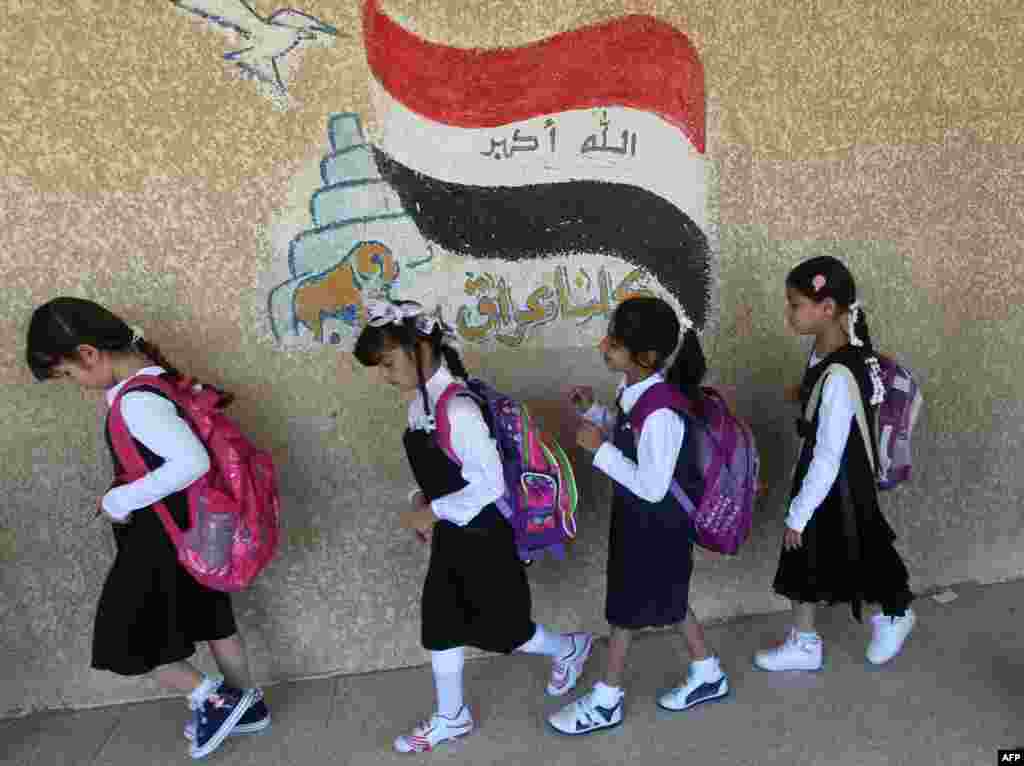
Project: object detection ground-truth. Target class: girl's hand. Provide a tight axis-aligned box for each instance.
[569,386,595,413]
[576,421,606,452]
[783,527,802,551]
[402,493,436,542]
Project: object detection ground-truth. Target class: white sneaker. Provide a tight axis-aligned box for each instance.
[393,706,474,753]
[658,658,730,711]
[754,629,823,671]
[867,610,915,665]
[548,686,623,735]
[546,633,594,697]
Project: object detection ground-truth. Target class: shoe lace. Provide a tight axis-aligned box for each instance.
[412,717,435,737]
[552,638,580,677]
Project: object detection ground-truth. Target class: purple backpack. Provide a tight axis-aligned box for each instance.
[873,356,923,490]
[630,383,760,555]
[805,355,923,491]
[435,378,578,564]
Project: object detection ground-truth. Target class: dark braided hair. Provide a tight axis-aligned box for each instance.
[608,296,706,402]
[353,301,469,416]
[26,297,182,381]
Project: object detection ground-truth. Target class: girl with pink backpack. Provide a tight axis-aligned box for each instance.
[353,299,592,755]
[26,298,268,760]
[549,296,733,736]
[755,256,916,673]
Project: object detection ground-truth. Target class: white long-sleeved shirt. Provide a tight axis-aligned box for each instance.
[101,366,211,521]
[584,373,686,504]
[785,352,857,533]
[408,366,505,527]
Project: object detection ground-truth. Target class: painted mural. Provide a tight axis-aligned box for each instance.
[170,1,337,99]
[266,1,714,349]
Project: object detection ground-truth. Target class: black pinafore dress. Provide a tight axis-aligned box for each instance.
[403,407,535,654]
[772,346,913,621]
[604,402,699,630]
[92,383,236,676]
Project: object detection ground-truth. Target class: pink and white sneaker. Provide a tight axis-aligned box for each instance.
[393,705,474,753]
[547,633,594,697]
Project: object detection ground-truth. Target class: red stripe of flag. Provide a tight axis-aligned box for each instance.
[362,0,706,153]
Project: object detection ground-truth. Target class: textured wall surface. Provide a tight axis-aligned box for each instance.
[1,0,1021,716]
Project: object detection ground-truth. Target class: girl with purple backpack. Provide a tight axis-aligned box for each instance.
[549,296,730,736]
[25,298,267,760]
[755,256,915,673]
[353,299,592,754]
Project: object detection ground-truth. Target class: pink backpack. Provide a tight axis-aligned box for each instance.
[435,378,578,564]
[629,383,760,555]
[107,376,281,592]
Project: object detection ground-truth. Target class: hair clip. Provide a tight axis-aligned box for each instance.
[812,274,827,293]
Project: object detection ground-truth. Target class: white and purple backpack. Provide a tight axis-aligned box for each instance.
[629,383,760,555]
[805,355,923,490]
[435,378,578,564]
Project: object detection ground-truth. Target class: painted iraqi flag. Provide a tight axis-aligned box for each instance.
[363,0,713,329]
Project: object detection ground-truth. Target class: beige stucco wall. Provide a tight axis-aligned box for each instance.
[2,0,1021,716]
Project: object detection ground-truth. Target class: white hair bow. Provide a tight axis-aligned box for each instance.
[414,313,459,346]
[848,301,863,347]
[364,299,459,347]
[364,299,423,327]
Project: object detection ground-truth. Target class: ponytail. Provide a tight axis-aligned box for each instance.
[666,328,706,403]
[440,344,469,381]
[850,305,876,355]
[135,337,181,380]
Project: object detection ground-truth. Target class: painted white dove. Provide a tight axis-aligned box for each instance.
[171,1,338,93]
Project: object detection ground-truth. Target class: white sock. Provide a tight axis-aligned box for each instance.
[691,656,721,679]
[514,624,573,659]
[592,681,622,706]
[187,674,223,710]
[430,648,465,718]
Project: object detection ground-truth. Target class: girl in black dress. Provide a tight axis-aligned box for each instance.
[353,299,592,755]
[26,298,266,760]
[755,257,915,672]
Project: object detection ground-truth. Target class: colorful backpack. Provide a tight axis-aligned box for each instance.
[107,375,281,592]
[629,383,760,555]
[435,378,578,564]
[804,355,923,490]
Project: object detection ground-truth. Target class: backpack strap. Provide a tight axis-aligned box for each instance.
[433,381,470,466]
[626,382,698,515]
[803,363,877,476]
[107,375,190,543]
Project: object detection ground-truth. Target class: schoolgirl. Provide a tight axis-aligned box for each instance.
[755,256,915,672]
[549,296,729,735]
[26,297,268,760]
[353,299,592,754]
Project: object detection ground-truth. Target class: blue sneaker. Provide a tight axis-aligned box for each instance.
[185,688,271,741]
[189,683,257,759]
